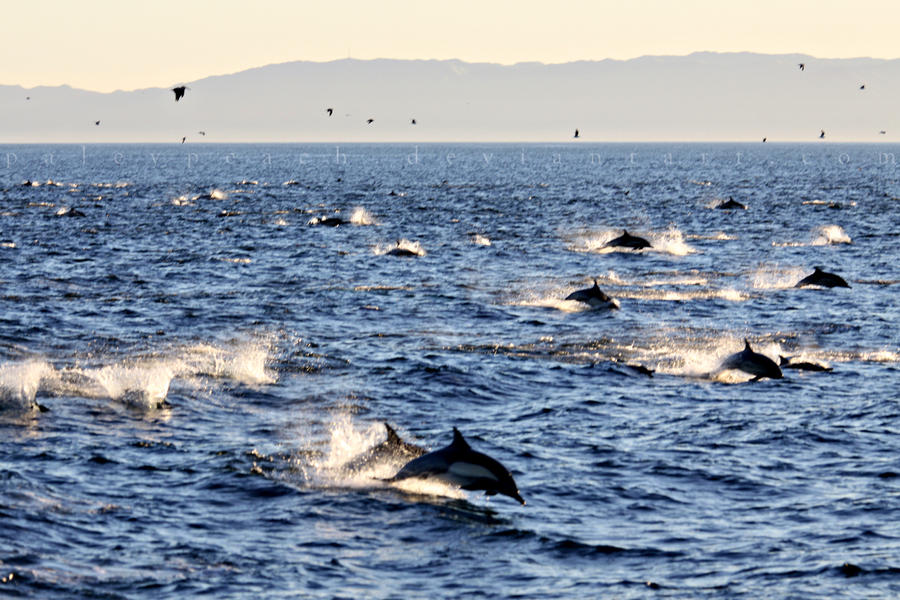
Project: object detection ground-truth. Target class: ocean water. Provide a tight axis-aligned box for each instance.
[1,143,898,598]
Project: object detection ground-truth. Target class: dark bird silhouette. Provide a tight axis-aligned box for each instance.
[172,86,188,101]
[198,131,206,136]
[762,137,767,142]
[574,129,580,138]
[181,137,186,144]
[366,118,374,125]
[859,84,866,90]
[326,108,333,116]
[819,129,825,139]
[798,63,805,71]
[879,130,887,135]
[411,118,417,125]
[95,120,100,126]
[25,96,30,100]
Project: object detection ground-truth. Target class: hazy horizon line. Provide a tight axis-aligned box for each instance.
[4,50,899,95]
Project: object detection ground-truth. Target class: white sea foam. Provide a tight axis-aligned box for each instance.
[470,234,492,246]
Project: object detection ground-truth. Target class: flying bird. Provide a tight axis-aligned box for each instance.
[326,108,333,116]
[172,86,188,101]
[879,130,887,135]
[411,118,417,125]
[762,137,767,143]
[574,129,580,138]
[859,84,866,90]
[95,120,100,126]
[819,129,825,139]
[366,118,374,125]
[798,63,805,71]
[198,131,206,136]
[181,137,186,144]
[25,96,30,100]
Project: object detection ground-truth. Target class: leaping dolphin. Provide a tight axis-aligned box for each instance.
[717,339,783,381]
[716,197,747,210]
[795,267,850,288]
[342,423,427,473]
[308,216,348,227]
[387,428,524,505]
[605,229,651,249]
[779,356,833,372]
[565,280,619,309]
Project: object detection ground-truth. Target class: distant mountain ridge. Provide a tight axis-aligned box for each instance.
[2,53,898,142]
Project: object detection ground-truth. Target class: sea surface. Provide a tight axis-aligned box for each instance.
[1,143,898,598]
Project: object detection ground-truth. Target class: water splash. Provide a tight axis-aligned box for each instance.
[350,206,377,225]
[178,339,276,385]
[749,265,809,290]
[812,225,851,245]
[470,234,492,246]
[0,360,51,411]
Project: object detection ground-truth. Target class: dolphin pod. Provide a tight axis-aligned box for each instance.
[565,280,619,309]
[388,427,524,505]
[717,339,784,381]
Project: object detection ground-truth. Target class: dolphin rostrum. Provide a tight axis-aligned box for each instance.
[605,229,651,249]
[718,339,784,381]
[565,280,619,309]
[343,423,427,473]
[795,267,850,288]
[388,428,524,505]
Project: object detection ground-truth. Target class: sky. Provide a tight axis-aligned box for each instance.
[2,0,899,92]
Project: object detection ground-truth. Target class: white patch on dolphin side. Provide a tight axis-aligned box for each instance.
[448,462,497,481]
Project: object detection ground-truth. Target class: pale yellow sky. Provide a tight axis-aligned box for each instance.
[2,0,898,92]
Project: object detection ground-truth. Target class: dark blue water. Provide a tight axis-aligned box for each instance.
[1,143,899,598]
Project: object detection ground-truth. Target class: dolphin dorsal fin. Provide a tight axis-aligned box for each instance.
[744,339,752,352]
[384,422,402,446]
[592,279,600,290]
[623,229,629,236]
[451,427,471,450]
